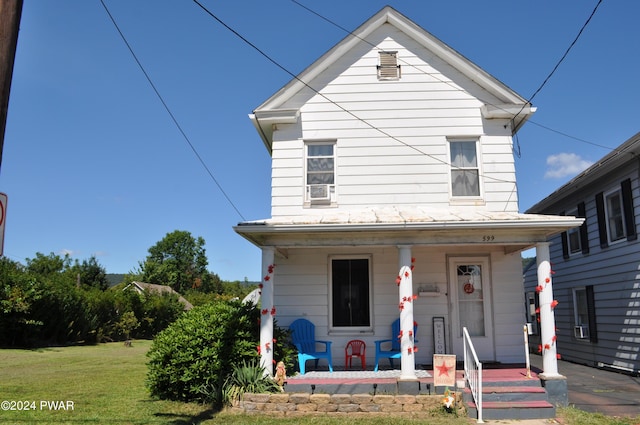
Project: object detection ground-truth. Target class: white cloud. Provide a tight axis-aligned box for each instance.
[544,153,593,179]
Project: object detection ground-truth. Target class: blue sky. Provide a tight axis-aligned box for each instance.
[1,1,639,281]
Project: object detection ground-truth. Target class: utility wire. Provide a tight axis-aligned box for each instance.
[193,0,517,187]
[99,0,246,221]
[512,0,604,130]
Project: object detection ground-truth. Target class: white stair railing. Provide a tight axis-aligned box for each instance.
[463,327,484,423]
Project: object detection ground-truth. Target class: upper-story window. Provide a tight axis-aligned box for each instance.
[595,178,637,248]
[305,142,335,205]
[561,202,589,259]
[449,140,480,197]
[377,51,400,80]
[567,207,582,253]
[605,189,625,243]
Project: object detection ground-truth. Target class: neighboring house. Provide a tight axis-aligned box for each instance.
[234,6,582,378]
[524,131,640,375]
[124,281,194,310]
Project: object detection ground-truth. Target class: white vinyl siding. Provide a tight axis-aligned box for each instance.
[273,245,525,366]
[269,24,517,217]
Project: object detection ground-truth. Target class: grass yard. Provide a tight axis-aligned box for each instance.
[0,340,638,425]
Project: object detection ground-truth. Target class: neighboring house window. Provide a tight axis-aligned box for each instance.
[330,257,371,329]
[595,179,637,248]
[377,51,400,80]
[561,202,589,259]
[605,189,625,242]
[567,207,582,253]
[573,286,597,342]
[305,142,335,205]
[449,141,480,197]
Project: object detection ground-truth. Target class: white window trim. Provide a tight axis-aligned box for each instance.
[447,138,484,202]
[327,254,373,334]
[303,140,337,207]
[604,187,626,245]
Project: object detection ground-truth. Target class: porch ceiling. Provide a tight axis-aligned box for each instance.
[234,207,583,254]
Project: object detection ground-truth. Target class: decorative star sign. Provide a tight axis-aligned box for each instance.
[436,361,452,377]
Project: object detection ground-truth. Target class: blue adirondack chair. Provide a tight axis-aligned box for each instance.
[289,318,333,374]
[374,318,418,371]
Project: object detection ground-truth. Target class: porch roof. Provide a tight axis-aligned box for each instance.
[234,206,583,253]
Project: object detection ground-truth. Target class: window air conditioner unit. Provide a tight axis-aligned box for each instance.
[309,185,331,202]
[574,325,589,339]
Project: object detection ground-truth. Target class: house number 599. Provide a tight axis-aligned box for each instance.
[482,235,495,241]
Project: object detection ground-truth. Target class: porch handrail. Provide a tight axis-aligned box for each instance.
[463,327,483,423]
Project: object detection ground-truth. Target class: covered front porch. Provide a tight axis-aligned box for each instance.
[235,207,582,384]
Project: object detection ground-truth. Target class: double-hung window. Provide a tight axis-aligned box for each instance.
[450,140,480,197]
[561,202,589,258]
[605,189,625,242]
[596,179,637,247]
[330,257,371,329]
[305,142,335,205]
[573,286,597,342]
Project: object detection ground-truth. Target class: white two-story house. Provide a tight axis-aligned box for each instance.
[234,6,582,379]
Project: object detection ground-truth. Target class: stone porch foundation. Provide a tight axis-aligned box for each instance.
[228,392,464,418]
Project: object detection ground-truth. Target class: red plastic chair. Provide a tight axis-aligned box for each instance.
[345,339,366,370]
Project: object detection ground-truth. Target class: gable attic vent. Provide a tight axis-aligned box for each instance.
[377,51,400,80]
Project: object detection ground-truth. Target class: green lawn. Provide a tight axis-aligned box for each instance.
[0,341,637,425]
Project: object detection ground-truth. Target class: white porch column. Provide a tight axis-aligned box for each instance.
[536,242,561,378]
[260,247,275,377]
[398,245,417,380]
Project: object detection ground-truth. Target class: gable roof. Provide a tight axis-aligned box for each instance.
[125,281,194,310]
[250,5,535,152]
[526,131,640,213]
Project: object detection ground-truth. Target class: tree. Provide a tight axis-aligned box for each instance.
[25,252,70,277]
[140,230,212,293]
[70,256,108,290]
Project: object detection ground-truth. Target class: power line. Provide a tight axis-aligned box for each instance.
[512,0,604,130]
[99,0,246,221]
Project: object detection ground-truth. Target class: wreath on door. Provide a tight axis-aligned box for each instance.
[463,282,475,294]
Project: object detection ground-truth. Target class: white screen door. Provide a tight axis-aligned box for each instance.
[449,256,495,361]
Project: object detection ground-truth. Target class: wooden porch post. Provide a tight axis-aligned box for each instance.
[398,245,417,380]
[536,242,561,378]
[260,246,275,377]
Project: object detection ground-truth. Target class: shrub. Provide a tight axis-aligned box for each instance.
[146,300,295,407]
[222,359,280,406]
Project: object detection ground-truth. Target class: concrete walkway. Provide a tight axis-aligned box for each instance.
[531,354,640,418]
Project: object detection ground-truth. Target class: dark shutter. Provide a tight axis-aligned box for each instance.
[577,202,589,254]
[586,285,598,343]
[559,210,569,259]
[561,232,569,259]
[595,192,608,248]
[621,179,637,241]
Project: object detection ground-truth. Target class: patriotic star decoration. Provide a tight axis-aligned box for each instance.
[436,361,452,377]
